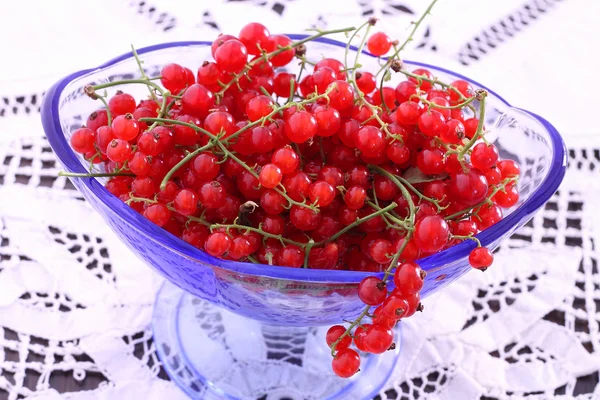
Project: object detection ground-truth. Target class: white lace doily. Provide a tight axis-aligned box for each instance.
[1,1,599,399]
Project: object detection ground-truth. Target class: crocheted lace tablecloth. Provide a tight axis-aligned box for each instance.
[0,0,598,399]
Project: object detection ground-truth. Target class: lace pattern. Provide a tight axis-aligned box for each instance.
[0,0,598,398]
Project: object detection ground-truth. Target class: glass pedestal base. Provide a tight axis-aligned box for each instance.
[152,281,401,400]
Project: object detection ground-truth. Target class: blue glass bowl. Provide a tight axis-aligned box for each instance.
[41,36,567,399]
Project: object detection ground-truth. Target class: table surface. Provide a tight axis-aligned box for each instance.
[0,1,599,399]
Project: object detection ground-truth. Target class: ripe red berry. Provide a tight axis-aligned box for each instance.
[174,189,198,216]
[284,111,317,143]
[326,325,352,349]
[332,349,360,378]
[363,324,394,354]
[277,245,303,267]
[356,71,377,94]
[112,114,139,141]
[239,22,270,56]
[108,91,136,116]
[408,68,434,92]
[367,32,392,56]
[267,35,295,67]
[259,164,283,189]
[205,232,231,257]
[199,181,227,209]
[353,324,371,352]
[469,247,494,270]
[215,40,248,73]
[290,205,321,231]
[143,203,171,227]
[70,128,96,154]
[181,84,215,118]
[493,185,519,208]
[271,146,299,174]
[368,239,392,264]
[106,139,132,163]
[309,181,336,207]
[450,169,488,206]
[356,126,385,157]
[413,215,449,253]
[358,276,387,305]
[497,159,521,179]
[471,143,499,171]
[161,63,189,94]
[246,95,274,121]
[393,262,425,295]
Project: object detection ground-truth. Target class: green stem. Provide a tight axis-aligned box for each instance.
[158,142,216,190]
[330,306,371,356]
[211,223,306,247]
[316,202,397,246]
[97,96,112,126]
[458,92,487,160]
[452,234,481,247]
[303,239,315,269]
[131,45,158,102]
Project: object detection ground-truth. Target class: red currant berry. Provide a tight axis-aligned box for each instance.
[285,111,317,143]
[417,148,446,175]
[396,101,421,125]
[367,32,392,56]
[273,72,296,98]
[414,215,449,253]
[205,232,231,257]
[259,164,283,189]
[440,119,465,144]
[449,80,474,104]
[239,22,270,56]
[277,245,303,268]
[70,128,96,154]
[309,180,336,207]
[471,143,499,171]
[332,349,360,378]
[181,84,215,118]
[344,186,367,210]
[358,276,387,305]
[326,325,352,349]
[469,247,494,270]
[356,126,386,157]
[327,80,354,110]
[109,91,136,116]
[143,203,171,227]
[418,110,446,137]
[161,64,188,94]
[368,239,392,264]
[112,114,139,141]
[497,160,521,179]
[356,71,377,94]
[106,139,132,163]
[174,189,198,216]
[353,324,371,352]
[449,170,488,206]
[290,205,321,231]
[313,105,341,137]
[199,181,227,209]
[271,146,299,174]
[87,109,109,132]
[215,40,248,73]
[382,295,409,320]
[364,324,394,354]
[246,95,274,122]
[395,81,418,104]
[393,262,425,295]
[494,185,519,208]
[267,35,295,67]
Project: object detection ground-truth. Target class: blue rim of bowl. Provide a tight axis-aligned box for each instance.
[41,35,568,284]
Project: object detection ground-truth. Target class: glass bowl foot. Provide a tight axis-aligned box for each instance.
[153,281,401,400]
